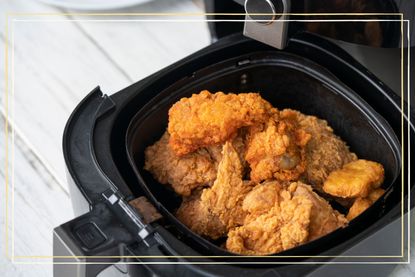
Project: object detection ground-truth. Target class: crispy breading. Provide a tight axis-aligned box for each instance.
[291,182,348,241]
[347,188,385,221]
[323,159,385,198]
[176,189,227,240]
[226,182,347,255]
[145,131,247,196]
[226,196,312,255]
[245,110,311,183]
[168,90,275,156]
[242,181,282,218]
[284,109,357,192]
[144,132,221,196]
[201,141,255,229]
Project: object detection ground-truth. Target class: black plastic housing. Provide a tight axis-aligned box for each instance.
[56,33,414,277]
[126,50,401,258]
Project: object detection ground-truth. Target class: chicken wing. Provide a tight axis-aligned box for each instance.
[168,90,275,156]
[323,159,385,198]
[245,110,311,183]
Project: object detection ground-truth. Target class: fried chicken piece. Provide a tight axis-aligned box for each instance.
[323,159,385,199]
[226,196,312,255]
[284,109,357,192]
[176,189,227,240]
[347,188,385,221]
[242,181,282,219]
[168,90,275,156]
[245,110,311,183]
[226,182,312,255]
[291,182,348,241]
[144,132,221,196]
[145,131,247,196]
[201,141,255,229]
[226,182,347,255]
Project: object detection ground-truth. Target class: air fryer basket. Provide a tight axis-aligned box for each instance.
[125,51,401,258]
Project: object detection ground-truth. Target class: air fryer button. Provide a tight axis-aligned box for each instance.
[74,222,106,249]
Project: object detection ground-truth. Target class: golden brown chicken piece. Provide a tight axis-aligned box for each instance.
[201,141,255,229]
[323,159,385,199]
[226,182,347,255]
[245,110,311,183]
[291,182,348,241]
[284,109,357,192]
[168,90,275,156]
[144,132,221,196]
[226,196,312,255]
[176,189,227,240]
[242,181,283,219]
[145,131,247,196]
[347,188,385,221]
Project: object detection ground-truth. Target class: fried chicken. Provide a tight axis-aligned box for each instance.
[291,182,348,241]
[242,181,282,220]
[168,90,275,156]
[226,182,347,255]
[284,109,358,192]
[176,140,253,238]
[201,141,255,229]
[347,188,385,221]
[145,131,247,196]
[144,132,221,196]
[176,189,227,240]
[144,91,384,255]
[226,195,312,255]
[245,110,311,183]
[323,159,385,198]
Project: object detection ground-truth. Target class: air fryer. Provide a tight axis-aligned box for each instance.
[53,1,414,277]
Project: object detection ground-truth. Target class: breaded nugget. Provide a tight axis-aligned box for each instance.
[323,159,385,198]
[368,188,385,202]
[168,90,275,156]
[201,141,255,229]
[285,109,357,192]
[245,110,311,183]
[346,198,372,221]
[347,188,385,220]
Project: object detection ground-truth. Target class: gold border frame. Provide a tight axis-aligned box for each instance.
[3,12,410,264]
